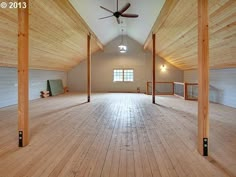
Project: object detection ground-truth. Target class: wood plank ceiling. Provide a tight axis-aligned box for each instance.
[0,0,235,71]
[0,0,103,71]
[145,0,236,70]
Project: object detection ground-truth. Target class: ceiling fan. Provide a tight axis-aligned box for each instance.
[99,0,139,24]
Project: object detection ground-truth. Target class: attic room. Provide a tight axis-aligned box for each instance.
[0,0,235,176]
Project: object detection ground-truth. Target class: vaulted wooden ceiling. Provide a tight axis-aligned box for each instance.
[0,0,103,71]
[0,0,235,71]
[145,0,236,70]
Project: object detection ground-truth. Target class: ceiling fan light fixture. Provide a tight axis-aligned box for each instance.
[120,47,127,53]
[118,29,127,53]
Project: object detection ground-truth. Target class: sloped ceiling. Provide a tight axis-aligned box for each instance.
[0,0,102,71]
[145,0,236,70]
[69,0,165,45]
[0,0,235,71]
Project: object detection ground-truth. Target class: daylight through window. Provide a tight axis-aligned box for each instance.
[113,69,134,82]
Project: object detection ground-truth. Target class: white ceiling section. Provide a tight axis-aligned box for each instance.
[69,0,165,45]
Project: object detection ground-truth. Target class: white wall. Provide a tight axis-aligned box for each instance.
[68,36,183,93]
[184,69,236,108]
[0,67,67,108]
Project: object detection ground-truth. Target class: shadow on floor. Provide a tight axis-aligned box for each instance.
[206,156,234,177]
[30,101,89,138]
[34,101,89,118]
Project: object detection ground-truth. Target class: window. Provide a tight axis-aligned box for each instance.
[113,69,123,82]
[113,69,134,82]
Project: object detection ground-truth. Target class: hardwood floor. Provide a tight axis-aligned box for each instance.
[0,93,235,177]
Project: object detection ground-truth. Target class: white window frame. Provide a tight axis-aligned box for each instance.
[113,69,134,82]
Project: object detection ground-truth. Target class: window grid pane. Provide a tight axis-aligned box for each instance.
[124,69,134,82]
[113,69,123,81]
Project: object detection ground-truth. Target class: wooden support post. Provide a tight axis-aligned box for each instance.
[87,34,91,102]
[152,33,156,104]
[184,83,187,100]
[18,0,29,147]
[198,0,209,156]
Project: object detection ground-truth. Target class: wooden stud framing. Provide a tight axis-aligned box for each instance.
[18,0,29,147]
[198,0,209,156]
[87,34,91,102]
[152,33,156,104]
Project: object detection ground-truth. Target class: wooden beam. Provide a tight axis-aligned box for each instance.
[184,83,187,100]
[152,33,156,104]
[87,34,91,102]
[198,0,209,156]
[18,0,29,147]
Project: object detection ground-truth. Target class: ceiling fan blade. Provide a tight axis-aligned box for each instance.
[119,3,130,14]
[100,6,114,14]
[116,18,120,24]
[99,15,114,20]
[121,13,139,18]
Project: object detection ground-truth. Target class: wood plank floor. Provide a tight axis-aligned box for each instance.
[0,93,235,177]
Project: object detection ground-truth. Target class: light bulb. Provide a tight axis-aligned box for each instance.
[160,65,166,72]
